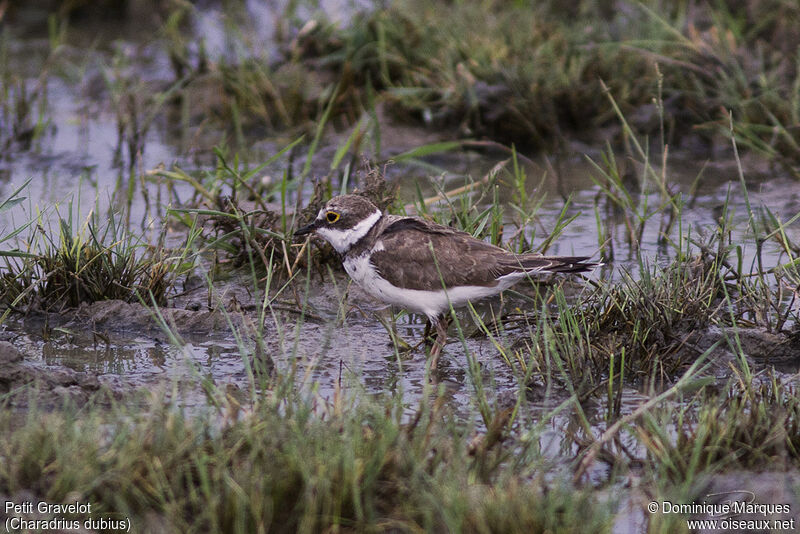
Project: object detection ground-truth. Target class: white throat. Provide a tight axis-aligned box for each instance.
[316,209,382,254]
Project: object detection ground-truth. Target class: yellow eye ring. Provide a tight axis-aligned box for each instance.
[326,211,340,223]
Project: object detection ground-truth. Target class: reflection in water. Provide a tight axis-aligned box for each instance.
[42,340,167,374]
[2,1,800,442]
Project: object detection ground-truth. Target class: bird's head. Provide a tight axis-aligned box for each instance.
[294,195,383,254]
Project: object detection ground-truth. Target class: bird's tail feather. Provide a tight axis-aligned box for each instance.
[516,255,600,274]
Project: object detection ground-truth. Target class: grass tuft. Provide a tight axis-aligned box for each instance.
[0,386,613,533]
[0,205,178,312]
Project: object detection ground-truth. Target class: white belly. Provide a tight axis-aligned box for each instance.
[343,254,515,320]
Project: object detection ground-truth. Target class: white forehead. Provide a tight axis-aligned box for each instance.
[315,209,381,254]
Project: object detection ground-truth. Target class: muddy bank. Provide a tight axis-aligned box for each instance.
[5,290,800,408]
[698,326,800,371]
[0,299,255,407]
[0,341,120,407]
[2,286,519,409]
[6,298,245,339]
[660,325,800,380]
[68,299,242,337]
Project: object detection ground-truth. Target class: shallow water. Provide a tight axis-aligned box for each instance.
[2,3,800,436]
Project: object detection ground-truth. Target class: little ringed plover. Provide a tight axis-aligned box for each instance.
[295,194,598,368]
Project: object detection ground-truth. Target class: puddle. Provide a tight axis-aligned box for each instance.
[2,1,800,439]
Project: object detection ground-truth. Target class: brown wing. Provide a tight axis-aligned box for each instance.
[369,218,597,290]
[368,218,511,290]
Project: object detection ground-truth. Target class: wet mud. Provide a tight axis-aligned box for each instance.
[0,340,120,408]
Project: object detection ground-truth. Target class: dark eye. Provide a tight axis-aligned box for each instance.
[326,211,340,223]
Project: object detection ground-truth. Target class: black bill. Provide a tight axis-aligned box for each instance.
[294,220,319,237]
